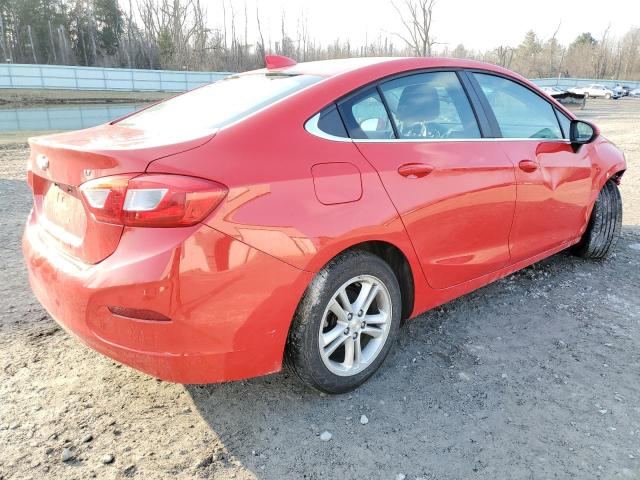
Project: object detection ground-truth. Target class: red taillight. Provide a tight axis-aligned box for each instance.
[79,173,227,227]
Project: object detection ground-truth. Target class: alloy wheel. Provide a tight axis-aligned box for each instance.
[318,275,392,376]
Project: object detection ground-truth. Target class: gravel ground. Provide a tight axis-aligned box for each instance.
[1,98,639,480]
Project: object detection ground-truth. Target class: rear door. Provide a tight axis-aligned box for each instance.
[340,71,517,289]
[470,72,593,261]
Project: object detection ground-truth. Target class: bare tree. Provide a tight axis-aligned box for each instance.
[392,0,437,56]
[544,22,562,77]
[620,28,640,79]
[255,5,266,64]
[27,25,38,63]
[493,45,514,68]
[137,0,202,69]
[593,24,611,79]
[2,0,639,80]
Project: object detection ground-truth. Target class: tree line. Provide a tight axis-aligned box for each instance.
[0,0,639,81]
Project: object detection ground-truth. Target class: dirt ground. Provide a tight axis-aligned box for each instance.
[1,98,639,480]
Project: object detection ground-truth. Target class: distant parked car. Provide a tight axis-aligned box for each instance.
[612,84,628,97]
[629,88,640,97]
[568,84,619,99]
[541,86,586,108]
[540,86,566,96]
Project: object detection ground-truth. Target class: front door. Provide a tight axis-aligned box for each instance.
[471,72,594,261]
[338,71,517,289]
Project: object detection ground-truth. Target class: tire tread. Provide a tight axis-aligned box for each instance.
[573,180,622,259]
[285,250,401,393]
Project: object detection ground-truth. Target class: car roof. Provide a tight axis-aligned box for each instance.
[245,56,579,119]
[250,56,526,81]
[229,56,577,125]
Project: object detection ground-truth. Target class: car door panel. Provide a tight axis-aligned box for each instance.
[337,70,518,290]
[504,140,593,260]
[356,141,516,289]
[470,72,595,262]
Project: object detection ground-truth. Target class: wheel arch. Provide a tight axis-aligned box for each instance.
[308,239,416,321]
[610,168,625,184]
[580,152,625,239]
[590,138,627,199]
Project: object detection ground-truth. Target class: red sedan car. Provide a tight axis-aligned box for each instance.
[23,56,625,393]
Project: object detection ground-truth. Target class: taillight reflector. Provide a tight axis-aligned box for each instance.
[108,306,171,322]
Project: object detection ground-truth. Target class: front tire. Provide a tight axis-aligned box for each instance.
[572,180,622,258]
[285,250,402,393]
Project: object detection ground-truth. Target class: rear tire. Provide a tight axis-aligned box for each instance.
[572,180,622,259]
[285,250,402,393]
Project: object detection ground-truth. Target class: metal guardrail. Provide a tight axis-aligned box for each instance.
[0,104,143,132]
[0,64,637,93]
[0,64,231,92]
[531,77,640,90]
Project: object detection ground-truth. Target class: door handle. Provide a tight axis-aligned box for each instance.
[398,163,435,178]
[518,160,539,173]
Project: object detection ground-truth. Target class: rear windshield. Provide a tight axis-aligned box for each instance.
[117,73,322,132]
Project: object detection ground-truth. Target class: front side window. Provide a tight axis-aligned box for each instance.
[474,73,562,139]
[118,73,322,133]
[380,71,481,139]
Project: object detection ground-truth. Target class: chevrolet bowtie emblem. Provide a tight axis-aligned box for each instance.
[36,154,49,171]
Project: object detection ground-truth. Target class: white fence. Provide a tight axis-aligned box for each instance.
[0,64,231,92]
[531,77,640,90]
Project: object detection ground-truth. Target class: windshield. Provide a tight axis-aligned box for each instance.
[117,73,322,133]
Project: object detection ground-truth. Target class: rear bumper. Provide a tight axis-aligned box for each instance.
[22,211,313,383]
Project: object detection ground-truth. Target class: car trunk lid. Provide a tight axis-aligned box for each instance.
[27,123,215,264]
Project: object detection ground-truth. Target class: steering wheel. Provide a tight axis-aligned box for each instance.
[424,122,449,139]
[401,121,449,139]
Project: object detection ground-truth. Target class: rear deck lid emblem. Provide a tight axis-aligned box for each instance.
[36,154,49,171]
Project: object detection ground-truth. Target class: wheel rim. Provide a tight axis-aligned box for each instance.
[318,275,392,377]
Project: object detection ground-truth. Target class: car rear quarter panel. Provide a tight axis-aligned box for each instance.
[146,76,431,315]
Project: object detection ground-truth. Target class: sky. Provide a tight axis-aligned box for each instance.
[197,0,639,51]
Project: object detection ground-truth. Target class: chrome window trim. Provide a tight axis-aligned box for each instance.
[304,112,353,143]
[305,111,571,144]
[351,137,571,143]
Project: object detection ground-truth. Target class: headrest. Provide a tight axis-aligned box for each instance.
[396,83,440,124]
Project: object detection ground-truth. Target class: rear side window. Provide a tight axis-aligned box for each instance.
[315,104,349,138]
[473,73,562,139]
[118,73,322,133]
[380,71,481,139]
[338,87,395,139]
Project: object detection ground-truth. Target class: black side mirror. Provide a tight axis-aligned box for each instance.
[570,120,598,151]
